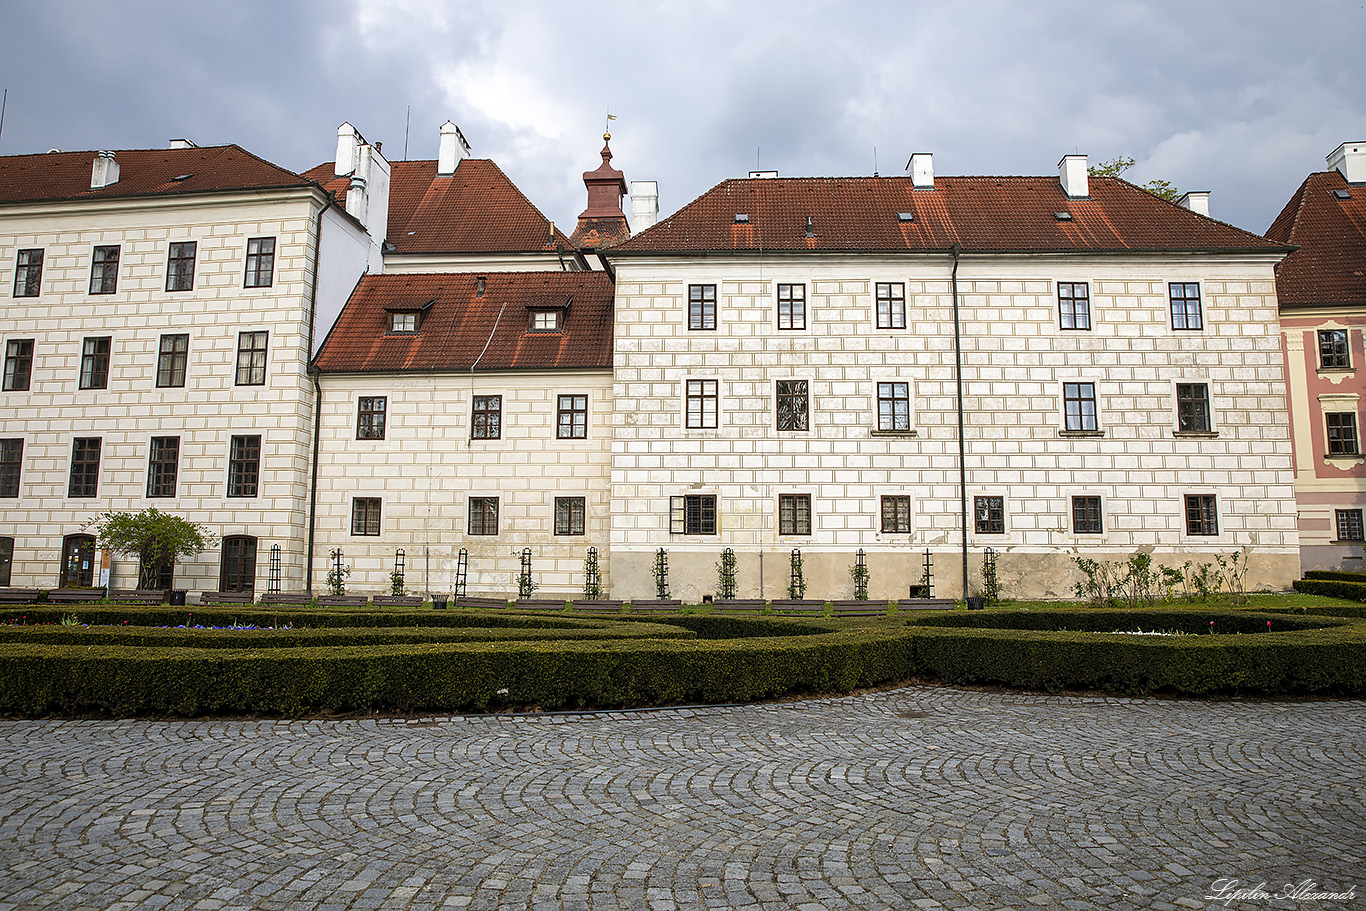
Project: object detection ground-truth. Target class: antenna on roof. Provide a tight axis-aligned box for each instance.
[874,146,878,178]
[0,89,7,150]
[403,105,410,161]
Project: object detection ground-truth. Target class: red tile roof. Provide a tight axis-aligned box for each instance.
[313,271,613,373]
[612,175,1287,255]
[1265,169,1366,307]
[0,145,312,204]
[302,158,573,255]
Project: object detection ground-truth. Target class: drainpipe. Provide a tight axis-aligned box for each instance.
[950,243,968,598]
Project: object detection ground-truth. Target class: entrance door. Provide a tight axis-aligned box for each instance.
[60,534,96,588]
[219,536,257,593]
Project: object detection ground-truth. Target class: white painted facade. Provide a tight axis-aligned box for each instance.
[0,185,371,592]
[311,369,614,595]
[607,254,1299,600]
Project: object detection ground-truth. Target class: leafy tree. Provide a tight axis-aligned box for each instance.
[1089,156,1181,202]
[93,508,208,589]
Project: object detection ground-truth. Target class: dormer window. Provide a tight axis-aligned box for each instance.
[529,310,562,331]
[390,312,419,333]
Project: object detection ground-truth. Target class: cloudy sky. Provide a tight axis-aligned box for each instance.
[1,0,1361,234]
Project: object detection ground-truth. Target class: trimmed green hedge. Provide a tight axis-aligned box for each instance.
[1292,578,1366,602]
[1304,569,1366,583]
[2,607,1364,716]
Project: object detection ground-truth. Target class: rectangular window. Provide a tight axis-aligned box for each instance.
[1059,282,1091,330]
[1072,496,1103,534]
[165,242,196,292]
[13,249,42,297]
[156,334,188,388]
[974,496,1004,534]
[1318,329,1350,369]
[351,497,381,536]
[89,245,119,294]
[390,312,419,333]
[876,282,906,329]
[877,382,911,432]
[1176,383,1211,433]
[1184,494,1218,536]
[235,331,268,385]
[685,379,718,429]
[880,495,912,534]
[557,394,588,439]
[778,494,812,536]
[1063,382,1098,431]
[146,436,179,498]
[1169,282,1203,330]
[776,380,809,431]
[1336,508,1365,542]
[469,497,499,535]
[244,237,275,288]
[3,339,34,391]
[357,396,387,440]
[1326,412,1360,456]
[670,494,718,535]
[777,283,806,330]
[79,337,111,390]
[0,439,22,498]
[688,284,717,330]
[227,435,261,498]
[554,497,586,536]
[68,438,101,498]
[471,395,501,439]
[529,310,561,331]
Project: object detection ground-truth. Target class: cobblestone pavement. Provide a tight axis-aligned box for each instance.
[1,688,1362,911]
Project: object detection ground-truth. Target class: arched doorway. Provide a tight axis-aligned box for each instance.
[60,534,96,588]
[219,535,257,593]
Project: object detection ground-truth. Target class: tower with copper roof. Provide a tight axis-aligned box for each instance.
[568,133,631,250]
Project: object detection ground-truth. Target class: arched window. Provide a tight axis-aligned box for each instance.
[219,536,257,593]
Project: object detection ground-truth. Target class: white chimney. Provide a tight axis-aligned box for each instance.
[438,121,471,175]
[90,151,119,189]
[1178,191,1211,217]
[907,153,933,189]
[168,138,197,149]
[1059,154,1088,199]
[630,180,659,233]
[335,122,360,177]
[1327,141,1366,184]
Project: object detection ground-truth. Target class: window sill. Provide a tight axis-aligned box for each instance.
[870,429,918,438]
[1317,367,1354,374]
[1172,431,1220,439]
[1332,540,1366,546]
[1058,430,1104,438]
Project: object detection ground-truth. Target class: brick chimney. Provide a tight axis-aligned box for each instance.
[568,133,630,249]
[90,151,119,189]
[1327,141,1365,184]
[1059,154,1088,199]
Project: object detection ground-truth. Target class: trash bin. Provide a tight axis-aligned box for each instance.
[965,596,984,611]
[170,589,187,606]
[431,595,448,610]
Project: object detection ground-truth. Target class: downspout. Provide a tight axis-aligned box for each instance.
[303,195,334,594]
[950,243,968,598]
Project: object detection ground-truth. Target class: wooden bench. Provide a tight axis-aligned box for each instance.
[314,595,370,608]
[453,597,511,610]
[370,595,424,608]
[256,592,315,607]
[197,591,256,606]
[769,599,825,616]
[830,600,892,617]
[894,598,956,612]
[513,599,569,611]
[712,599,766,614]
[0,588,42,603]
[568,600,623,614]
[109,589,167,605]
[626,599,681,613]
[45,588,107,604]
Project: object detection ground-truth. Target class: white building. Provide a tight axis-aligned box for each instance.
[602,154,1300,600]
[0,142,374,591]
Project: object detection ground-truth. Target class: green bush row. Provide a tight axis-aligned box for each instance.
[1292,578,1366,602]
[908,608,1338,635]
[1303,569,1366,583]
